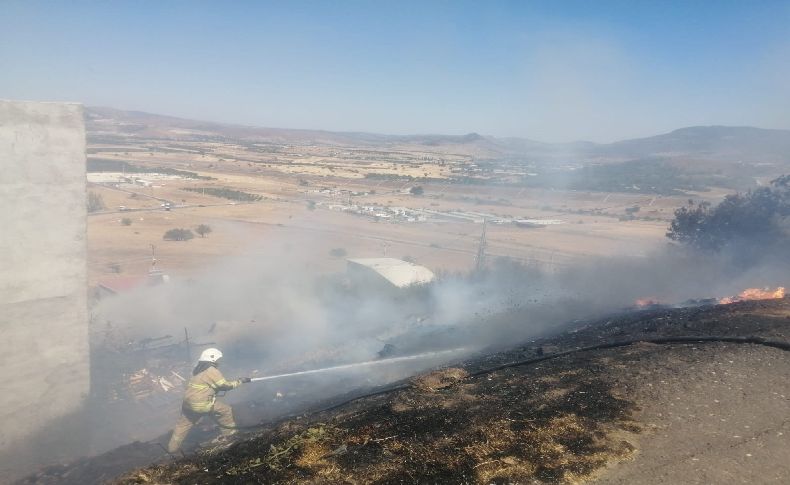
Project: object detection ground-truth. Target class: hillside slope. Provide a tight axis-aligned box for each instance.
[36,298,783,485]
[594,126,790,163]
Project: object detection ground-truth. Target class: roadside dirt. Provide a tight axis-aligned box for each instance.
[20,298,790,484]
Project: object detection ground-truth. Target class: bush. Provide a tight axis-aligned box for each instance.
[163,228,194,241]
[121,218,132,226]
[195,224,212,238]
[410,185,424,196]
[329,247,347,258]
[666,177,789,251]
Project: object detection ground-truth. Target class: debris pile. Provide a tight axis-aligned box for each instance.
[125,368,184,402]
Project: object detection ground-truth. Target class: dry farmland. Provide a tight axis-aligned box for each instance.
[84,110,733,288]
[86,138,715,289]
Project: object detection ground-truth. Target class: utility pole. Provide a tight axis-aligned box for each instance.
[474,220,487,273]
[150,244,157,273]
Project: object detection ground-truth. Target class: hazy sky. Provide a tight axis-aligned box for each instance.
[2,1,789,142]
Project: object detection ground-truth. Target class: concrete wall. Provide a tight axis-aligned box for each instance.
[0,100,89,478]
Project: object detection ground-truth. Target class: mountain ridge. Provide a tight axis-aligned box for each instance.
[86,106,790,163]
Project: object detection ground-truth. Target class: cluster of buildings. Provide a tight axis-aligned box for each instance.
[317,200,565,228]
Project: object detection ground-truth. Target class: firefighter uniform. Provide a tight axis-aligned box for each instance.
[167,352,244,453]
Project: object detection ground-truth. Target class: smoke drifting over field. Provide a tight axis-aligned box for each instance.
[95,240,790,383]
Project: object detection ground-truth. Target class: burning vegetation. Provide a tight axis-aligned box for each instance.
[719,286,786,305]
[8,4,790,482]
[99,297,790,485]
[23,162,790,483]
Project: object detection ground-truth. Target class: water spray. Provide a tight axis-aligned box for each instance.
[249,347,467,383]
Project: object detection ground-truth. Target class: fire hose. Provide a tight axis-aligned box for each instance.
[207,334,790,434]
[311,335,790,416]
[248,348,467,383]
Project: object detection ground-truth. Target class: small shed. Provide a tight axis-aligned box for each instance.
[346,258,435,288]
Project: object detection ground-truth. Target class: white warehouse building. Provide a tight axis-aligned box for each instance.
[347,258,435,288]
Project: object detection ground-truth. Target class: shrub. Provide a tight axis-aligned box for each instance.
[329,247,347,258]
[195,224,212,238]
[666,177,789,251]
[163,228,194,241]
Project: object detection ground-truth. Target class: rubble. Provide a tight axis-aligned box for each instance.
[120,366,185,402]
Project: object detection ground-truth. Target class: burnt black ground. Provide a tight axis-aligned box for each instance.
[19,298,790,484]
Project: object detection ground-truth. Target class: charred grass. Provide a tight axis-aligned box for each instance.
[95,299,790,484]
[117,356,640,484]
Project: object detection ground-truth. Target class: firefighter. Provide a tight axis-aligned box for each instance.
[167,348,251,453]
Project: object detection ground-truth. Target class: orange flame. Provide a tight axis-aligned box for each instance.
[634,298,660,308]
[719,287,785,305]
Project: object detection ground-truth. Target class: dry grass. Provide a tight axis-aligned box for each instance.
[86,153,682,288]
[116,350,641,484]
[410,367,469,391]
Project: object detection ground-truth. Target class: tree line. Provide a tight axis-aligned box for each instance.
[667,175,790,252]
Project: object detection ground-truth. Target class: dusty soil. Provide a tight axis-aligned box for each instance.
[20,298,790,484]
[86,165,676,286]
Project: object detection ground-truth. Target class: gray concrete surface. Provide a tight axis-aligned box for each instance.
[595,343,790,484]
[0,100,90,480]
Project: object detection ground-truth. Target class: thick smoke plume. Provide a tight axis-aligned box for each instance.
[80,204,790,462]
[94,238,790,382]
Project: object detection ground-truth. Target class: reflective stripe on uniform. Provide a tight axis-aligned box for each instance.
[187,397,215,412]
[189,403,214,412]
[189,383,211,390]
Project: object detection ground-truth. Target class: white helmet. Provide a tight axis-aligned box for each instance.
[198,348,223,363]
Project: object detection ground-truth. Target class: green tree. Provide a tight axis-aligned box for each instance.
[666,179,789,251]
[163,228,195,241]
[195,224,212,238]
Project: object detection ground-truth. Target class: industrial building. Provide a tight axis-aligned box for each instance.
[347,258,435,288]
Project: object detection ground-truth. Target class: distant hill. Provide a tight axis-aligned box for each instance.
[591,126,790,163]
[86,107,790,164]
[87,107,488,145]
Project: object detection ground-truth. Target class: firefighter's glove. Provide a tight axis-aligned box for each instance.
[240,377,252,383]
